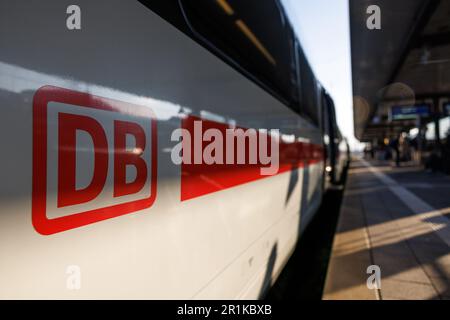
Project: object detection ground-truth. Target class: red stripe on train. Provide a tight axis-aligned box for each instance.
[180,116,324,201]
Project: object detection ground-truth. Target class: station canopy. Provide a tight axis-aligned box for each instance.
[350,0,450,141]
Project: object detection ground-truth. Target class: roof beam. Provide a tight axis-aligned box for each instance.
[413,31,450,49]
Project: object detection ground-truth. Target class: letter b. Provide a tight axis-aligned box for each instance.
[114,120,148,197]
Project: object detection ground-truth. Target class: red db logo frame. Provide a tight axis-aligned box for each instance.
[32,85,157,235]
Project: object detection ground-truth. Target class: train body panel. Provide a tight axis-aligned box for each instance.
[0,0,341,299]
[322,90,349,187]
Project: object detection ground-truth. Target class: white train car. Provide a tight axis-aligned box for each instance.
[0,0,345,299]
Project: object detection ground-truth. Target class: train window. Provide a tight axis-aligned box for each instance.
[298,46,320,125]
[293,40,304,113]
[179,0,298,109]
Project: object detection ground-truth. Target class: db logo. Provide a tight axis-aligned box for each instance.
[32,86,157,235]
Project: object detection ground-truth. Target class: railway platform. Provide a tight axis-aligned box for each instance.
[322,158,450,300]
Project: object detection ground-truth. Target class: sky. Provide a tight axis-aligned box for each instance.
[281,0,362,150]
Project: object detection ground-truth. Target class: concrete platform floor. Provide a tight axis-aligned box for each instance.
[323,158,450,300]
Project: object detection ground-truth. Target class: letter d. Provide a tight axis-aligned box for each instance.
[58,113,108,207]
